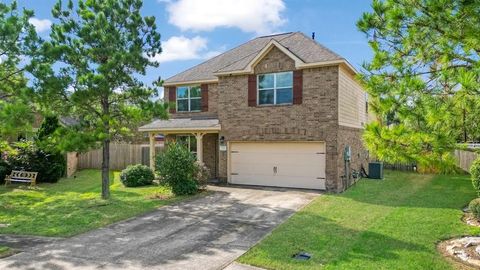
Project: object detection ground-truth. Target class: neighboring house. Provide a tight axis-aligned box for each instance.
[140,32,368,192]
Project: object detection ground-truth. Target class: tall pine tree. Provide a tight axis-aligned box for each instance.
[358,0,480,172]
[0,1,39,152]
[32,0,166,199]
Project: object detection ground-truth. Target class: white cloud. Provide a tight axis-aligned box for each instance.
[165,0,286,34]
[150,36,221,63]
[28,18,52,33]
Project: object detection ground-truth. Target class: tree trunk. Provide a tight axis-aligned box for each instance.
[463,108,467,142]
[101,96,110,200]
[101,138,110,199]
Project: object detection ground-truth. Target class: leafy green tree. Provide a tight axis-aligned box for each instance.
[37,115,60,142]
[0,1,39,152]
[32,0,166,199]
[358,0,479,172]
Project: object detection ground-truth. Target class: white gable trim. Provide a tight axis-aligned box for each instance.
[299,60,359,75]
[163,78,218,87]
[213,40,358,76]
[248,40,305,71]
[213,40,305,76]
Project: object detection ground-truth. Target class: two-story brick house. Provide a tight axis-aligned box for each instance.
[140,32,368,192]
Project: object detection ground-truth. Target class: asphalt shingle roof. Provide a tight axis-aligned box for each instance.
[138,118,221,131]
[164,32,343,84]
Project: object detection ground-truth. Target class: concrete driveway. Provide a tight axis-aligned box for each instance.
[0,185,318,270]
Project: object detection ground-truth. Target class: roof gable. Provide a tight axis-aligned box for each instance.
[214,39,305,75]
[163,32,354,86]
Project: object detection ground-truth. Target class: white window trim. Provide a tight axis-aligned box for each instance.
[176,86,201,112]
[257,71,293,106]
[176,135,197,154]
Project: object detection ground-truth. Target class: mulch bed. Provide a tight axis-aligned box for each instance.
[439,237,480,269]
[438,209,480,269]
[463,212,480,227]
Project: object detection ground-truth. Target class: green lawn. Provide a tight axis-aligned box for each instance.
[0,170,188,237]
[0,246,9,257]
[239,171,480,270]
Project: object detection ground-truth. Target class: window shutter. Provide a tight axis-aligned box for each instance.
[248,75,257,107]
[293,70,303,104]
[201,84,208,112]
[168,86,176,113]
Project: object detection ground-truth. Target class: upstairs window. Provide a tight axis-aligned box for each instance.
[176,86,201,112]
[257,71,293,105]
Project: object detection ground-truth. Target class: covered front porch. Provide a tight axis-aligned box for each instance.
[138,118,221,178]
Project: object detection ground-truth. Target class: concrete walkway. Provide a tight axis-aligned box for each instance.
[0,185,318,270]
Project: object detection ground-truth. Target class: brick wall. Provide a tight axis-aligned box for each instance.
[202,133,218,178]
[254,46,296,74]
[162,46,368,192]
[217,47,341,190]
[165,83,219,119]
[336,125,368,191]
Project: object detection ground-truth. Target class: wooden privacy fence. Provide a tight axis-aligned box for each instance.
[455,149,478,172]
[78,143,164,170]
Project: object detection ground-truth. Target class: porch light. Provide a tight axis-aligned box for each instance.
[219,136,227,152]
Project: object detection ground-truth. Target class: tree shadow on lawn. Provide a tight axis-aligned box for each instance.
[342,171,476,210]
[242,211,429,269]
[0,184,179,237]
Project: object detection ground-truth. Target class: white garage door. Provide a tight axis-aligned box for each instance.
[229,142,326,190]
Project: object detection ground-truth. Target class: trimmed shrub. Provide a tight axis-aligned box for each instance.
[156,142,198,195]
[120,164,154,187]
[471,157,480,196]
[7,141,66,183]
[194,161,210,190]
[469,198,480,220]
[0,159,12,185]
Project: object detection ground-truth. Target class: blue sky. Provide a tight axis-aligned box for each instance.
[16,0,373,97]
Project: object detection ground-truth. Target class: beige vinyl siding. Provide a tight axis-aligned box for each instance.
[338,66,367,129]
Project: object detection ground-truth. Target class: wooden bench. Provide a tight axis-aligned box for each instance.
[4,170,38,186]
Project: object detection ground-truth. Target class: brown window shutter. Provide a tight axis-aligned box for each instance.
[168,86,176,113]
[293,70,303,104]
[201,84,209,112]
[248,75,257,107]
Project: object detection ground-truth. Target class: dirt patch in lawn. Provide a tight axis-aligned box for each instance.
[145,193,172,200]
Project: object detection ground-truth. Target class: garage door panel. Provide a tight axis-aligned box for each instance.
[230,142,326,190]
[276,163,325,178]
[270,153,322,163]
[231,162,275,175]
[275,176,326,190]
[231,175,274,186]
[231,142,325,152]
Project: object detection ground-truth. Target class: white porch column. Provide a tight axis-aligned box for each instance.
[194,133,205,163]
[149,132,156,170]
